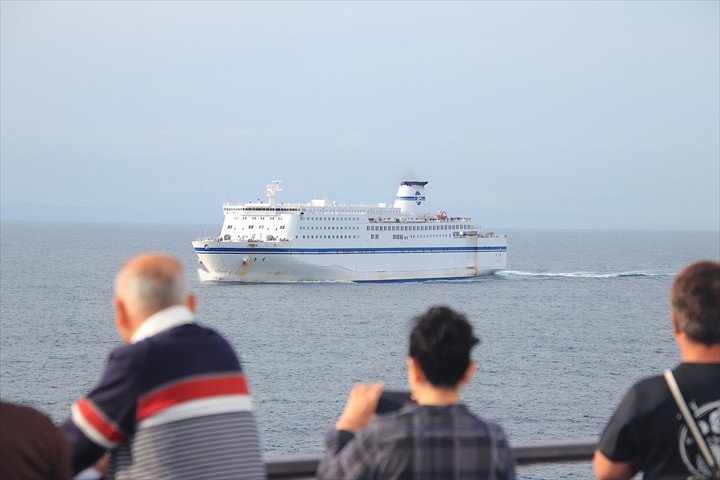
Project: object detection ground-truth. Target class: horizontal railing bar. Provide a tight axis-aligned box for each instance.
[266,455,321,480]
[265,440,597,479]
[512,440,597,465]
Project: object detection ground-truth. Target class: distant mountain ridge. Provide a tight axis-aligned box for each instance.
[0,203,217,224]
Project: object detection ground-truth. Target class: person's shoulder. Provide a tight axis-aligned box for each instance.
[628,363,720,390]
[1,401,45,418]
[632,373,665,391]
[620,373,667,404]
[108,338,145,356]
[188,322,228,338]
[182,322,237,349]
[373,402,418,422]
[456,404,509,435]
[158,322,229,341]
[355,404,422,445]
[674,362,720,394]
[374,403,500,428]
[136,322,228,346]
[365,403,420,430]
[104,338,152,369]
[0,402,55,429]
[610,372,673,417]
[675,362,720,374]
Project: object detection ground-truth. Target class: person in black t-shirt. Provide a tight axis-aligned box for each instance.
[594,260,720,480]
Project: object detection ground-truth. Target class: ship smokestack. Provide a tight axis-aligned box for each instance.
[393,181,428,214]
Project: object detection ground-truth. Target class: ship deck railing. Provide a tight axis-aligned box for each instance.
[265,439,596,479]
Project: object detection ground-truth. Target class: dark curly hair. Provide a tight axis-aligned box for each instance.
[408,306,480,388]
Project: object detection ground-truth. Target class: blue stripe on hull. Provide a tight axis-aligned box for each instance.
[195,246,507,255]
[352,274,497,284]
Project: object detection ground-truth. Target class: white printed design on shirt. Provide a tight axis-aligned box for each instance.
[679,399,720,479]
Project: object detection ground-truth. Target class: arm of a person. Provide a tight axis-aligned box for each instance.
[335,383,384,433]
[594,386,642,480]
[60,420,106,475]
[317,383,383,480]
[61,346,139,474]
[318,426,383,480]
[593,449,639,480]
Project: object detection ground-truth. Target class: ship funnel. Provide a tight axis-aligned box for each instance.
[393,181,428,214]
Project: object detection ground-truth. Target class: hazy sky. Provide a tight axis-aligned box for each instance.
[1,1,718,230]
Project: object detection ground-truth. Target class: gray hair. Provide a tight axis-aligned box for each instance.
[116,260,188,317]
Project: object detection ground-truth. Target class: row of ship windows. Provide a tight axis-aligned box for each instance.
[391,234,452,239]
[226,221,475,232]
[301,234,455,240]
[368,225,471,231]
[301,217,360,221]
[372,234,453,240]
[228,215,475,227]
[301,235,360,239]
[230,216,363,221]
[229,216,474,231]
[227,225,361,231]
[289,233,461,240]
[298,234,453,240]
[226,208,300,212]
[230,216,362,223]
[299,226,359,230]
[226,225,286,230]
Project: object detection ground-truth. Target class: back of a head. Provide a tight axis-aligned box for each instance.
[409,306,480,388]
[116,253,188,319]
[671,260,720,346]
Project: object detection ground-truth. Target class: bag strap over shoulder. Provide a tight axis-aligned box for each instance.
[664,369,720,478]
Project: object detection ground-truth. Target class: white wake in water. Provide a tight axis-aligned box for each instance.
[497,270,676,279]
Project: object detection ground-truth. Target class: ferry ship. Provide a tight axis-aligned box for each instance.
[192,181,507,282]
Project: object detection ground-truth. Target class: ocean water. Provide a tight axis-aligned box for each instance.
[1,221,718,479]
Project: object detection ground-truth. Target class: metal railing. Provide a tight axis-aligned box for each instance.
[265,440,597,479]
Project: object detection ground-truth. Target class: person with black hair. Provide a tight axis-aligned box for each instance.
[317,306,516,480]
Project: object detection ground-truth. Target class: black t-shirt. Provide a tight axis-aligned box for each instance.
[598,363,720,480]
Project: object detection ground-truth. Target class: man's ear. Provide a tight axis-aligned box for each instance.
[407,357,423,383]
[113,297,132,343]
[671,310,681,336]
[186,293,197,313]
[462,361,476,385]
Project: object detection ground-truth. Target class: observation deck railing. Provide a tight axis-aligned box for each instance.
[265,439,597,479]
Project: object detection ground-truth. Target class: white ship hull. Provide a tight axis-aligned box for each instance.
[193,240,506,282]
[193,181,507,283]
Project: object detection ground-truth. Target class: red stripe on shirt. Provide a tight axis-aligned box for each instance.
[137,374,249,421]
[76,398,127,444]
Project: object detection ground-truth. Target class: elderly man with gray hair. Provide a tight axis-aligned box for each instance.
[61,252,265,479]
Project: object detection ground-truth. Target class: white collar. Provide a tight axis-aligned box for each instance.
[131,305,196,344]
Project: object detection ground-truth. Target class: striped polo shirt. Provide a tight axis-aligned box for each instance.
[62,306,265,479]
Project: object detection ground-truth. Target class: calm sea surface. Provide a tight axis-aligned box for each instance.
[1,221,718,479]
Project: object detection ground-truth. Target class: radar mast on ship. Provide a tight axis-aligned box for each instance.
[266,180,283,206]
